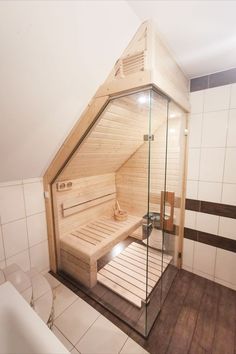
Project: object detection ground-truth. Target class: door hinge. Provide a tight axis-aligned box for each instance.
[44,191,50,199]
[143,134,154,141]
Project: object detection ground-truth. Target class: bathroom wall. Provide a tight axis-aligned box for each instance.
[0,1,140,182]
[0,178,49,272]
[183,68,236,290]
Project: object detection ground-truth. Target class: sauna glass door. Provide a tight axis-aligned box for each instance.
[53,87,181,338]
[144,89,170,336]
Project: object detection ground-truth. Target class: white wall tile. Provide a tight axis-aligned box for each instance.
[214,277,236,291]
[0,179,48,273]
[0,180,22,187]
[215,249,236,285]
[230,83,236,109]
[224,148,236,183]
[30,240,49,272]
[204,85,231,112]
[23,177,43,184]
[2,219,28,258]
[6,249,31,272]
[218,217,236,240]
[27,212,47,247]
[199,148,225,182]
[196,212,219,234]
[188,114,202,147]
[23,182,45,216]
[185,210,197,229]
[227,109,236,147]
[0,260,6,269]
[193,269,214,281]
[187,148,200,180]
[221,183,236,205]
[193,242,216,277]
[182,239,194,269]
[198,181,222,203]
[190,91,204,114]
[186,180,198,199]
[0,185,25,224]
[0,227,4,261]
[182,264,193,273]
[202,110,228,147]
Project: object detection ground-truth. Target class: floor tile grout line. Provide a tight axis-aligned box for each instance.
[118,335,129,354]
[53,323,75,350]
[53,294,79,321]
[73,313,102,349]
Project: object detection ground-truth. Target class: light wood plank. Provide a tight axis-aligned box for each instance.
[117,253,161,277]
[97,273,142,308]
[132,242,172,263]
[73,230,101,244]
[99,268,146,300]
[109,259,156,287]
[123,248,163,270]
[104,264,152,293]
[129,243,171,265]
[114,256,159,282]
[63,193,116,217]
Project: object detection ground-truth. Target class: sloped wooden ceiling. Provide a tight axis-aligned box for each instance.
[58,91,167,181]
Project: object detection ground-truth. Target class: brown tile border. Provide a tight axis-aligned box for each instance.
[185,198,236,219]
[184,227,236,253]
[190,68,236,92]
[185,199,200,212]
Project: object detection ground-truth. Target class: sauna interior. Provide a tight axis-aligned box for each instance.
[51,87,187,337]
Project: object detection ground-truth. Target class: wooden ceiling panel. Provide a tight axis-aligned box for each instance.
[58,91,167,181]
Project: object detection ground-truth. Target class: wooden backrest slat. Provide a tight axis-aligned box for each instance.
[62,193,116,217]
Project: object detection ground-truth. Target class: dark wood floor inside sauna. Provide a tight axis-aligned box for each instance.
[53,238,236,354]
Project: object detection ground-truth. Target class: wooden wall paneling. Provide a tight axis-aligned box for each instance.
[59,94,154,181]
[43,95,109,271]
[55,174,116,237]
[116,117,183,218]
[62,193,116,217]
[152,33,190,111]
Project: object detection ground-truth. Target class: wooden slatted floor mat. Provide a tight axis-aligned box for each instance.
[97,242,172,308]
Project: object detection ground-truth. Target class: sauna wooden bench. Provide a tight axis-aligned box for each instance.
[60,215,142,288]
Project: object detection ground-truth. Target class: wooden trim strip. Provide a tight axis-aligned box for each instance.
[185,199,236,219]
[184,227,236,253]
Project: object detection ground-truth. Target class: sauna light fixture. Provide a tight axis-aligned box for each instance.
[169,113,176,118]
[138,95,148,104]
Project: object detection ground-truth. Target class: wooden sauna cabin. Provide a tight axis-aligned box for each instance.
[49,89,187,291]
[44,21,189,299]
